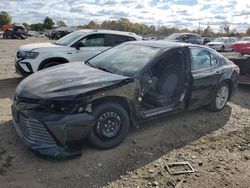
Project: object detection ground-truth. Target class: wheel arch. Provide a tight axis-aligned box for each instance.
[38,57,69,70]
[91,96,136,126]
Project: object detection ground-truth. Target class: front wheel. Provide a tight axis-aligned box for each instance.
[42,61,61,69]
[220,46,225,52]
[208,83,230,112]
[88,102,130,149]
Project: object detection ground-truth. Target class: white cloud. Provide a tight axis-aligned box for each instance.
[0,0,249,32]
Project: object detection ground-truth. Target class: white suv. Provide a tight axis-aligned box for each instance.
[15,29,142,76]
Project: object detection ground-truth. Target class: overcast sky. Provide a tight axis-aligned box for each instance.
[1,0,250,32]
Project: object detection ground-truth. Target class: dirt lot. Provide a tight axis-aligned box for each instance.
[0,38,249,188]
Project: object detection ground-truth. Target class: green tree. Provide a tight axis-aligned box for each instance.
[30,23,44,31]
[0,11,12,28]
[43,17,55,29]
[57,20,67,27]
[246,28,250,36]
[88,20,99,29]
[22,23,30,30]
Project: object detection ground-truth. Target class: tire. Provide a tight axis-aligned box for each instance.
[88,102,130,149]
[42,61,61,69]
[220,46,225,52]
[207,83,230,112]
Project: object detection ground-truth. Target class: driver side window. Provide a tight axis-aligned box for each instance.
[77,34,105,47]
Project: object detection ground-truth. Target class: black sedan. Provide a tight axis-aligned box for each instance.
[12,41,239,158]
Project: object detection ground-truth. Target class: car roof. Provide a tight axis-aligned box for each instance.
[124,40,199,49]
[74,29,141,38]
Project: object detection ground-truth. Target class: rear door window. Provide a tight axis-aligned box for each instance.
[190,47,211,71]
[229,38,235,43]
[210,53,219,67]
[77,34,105,47]
[106,34,135,46]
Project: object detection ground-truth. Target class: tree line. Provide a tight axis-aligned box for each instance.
[1,11,250,37]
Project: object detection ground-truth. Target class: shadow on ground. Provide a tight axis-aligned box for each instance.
[0,77,22,99]
[0,105,232,187]
[231,85,250,109]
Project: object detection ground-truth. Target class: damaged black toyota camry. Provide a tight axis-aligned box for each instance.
[12,41,239,158]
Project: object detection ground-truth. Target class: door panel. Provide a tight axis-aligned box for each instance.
[188,47,222,109]
[189,69,221,109]
[70,34,110,62]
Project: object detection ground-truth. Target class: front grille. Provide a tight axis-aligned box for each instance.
[16,112,55,145]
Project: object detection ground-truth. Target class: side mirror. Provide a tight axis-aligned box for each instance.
[143,72,153,85]
[182,35,188,42]
[75,42,84,50]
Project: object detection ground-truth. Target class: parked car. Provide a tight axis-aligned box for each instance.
[230,37,250,55]
[12,41,239,158]
[143,37,157,40]
[206,37,236,51]
[14,29,142,76]
[202,37,212,45]
[3,25,26,39]
[27,31,45,37]
[165,33,202,45]
[52,27,78,40]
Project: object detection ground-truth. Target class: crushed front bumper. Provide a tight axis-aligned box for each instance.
[11,105,95,159]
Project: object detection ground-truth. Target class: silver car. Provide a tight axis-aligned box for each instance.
[206,37,237,51]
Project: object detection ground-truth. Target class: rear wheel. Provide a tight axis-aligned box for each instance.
[88,102,130,149]
[208,83,230,112]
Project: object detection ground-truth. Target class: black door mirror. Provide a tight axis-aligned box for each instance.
[182,35,188,42]
[75,41,84,50]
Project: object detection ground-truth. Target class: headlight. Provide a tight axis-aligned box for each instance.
[19,51,39,59]
[38,100,85,114]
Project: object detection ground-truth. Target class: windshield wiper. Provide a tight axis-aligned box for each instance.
[95,65,113,73]
[85,61,113,73]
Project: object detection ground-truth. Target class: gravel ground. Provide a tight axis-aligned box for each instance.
[0,38,249,188]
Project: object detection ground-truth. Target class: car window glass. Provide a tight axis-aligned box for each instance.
[210,53,218,67]
[78,34,105,47]
[88,44,160,77]
[188,35,196,39]
[107,34,133,46]
[229,38,235,42]
[190,47,211,71]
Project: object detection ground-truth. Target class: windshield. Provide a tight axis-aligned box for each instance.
[214,37,227,42]
[55,31,83,46]
[165,33,182,40]
[87,44,161,77]
[240,37,250,41]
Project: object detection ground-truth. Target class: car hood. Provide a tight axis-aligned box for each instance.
[207,42,224,45]
[19,42,64,51]
[16,62,131,100]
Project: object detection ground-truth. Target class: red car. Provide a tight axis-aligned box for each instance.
[230,37,250,55]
